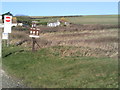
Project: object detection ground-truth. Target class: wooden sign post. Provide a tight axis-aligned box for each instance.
[0,16,3,59]
[32,37,36,52]
[0,16,3,90]
[0,27,2,90]
[0,27,2,59]
[29,23,40,52]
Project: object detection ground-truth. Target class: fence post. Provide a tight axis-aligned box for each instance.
[32,37,36,52]
[0,28,2,59]
[7,34,9,47]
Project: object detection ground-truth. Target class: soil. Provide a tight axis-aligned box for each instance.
[3,24,118,88]
[10,24,118,59]
[38,24,118,33]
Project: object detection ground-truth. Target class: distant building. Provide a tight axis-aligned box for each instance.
[32,21,38,27]
[59,17,69,26]
[47,20,60,27]
[12,17,17,26]
[12,23,17,27]
[64,22,70,26]
[12,17,23,26]
[12,17,17,23]
[17,23,23,26]
[32,21,38,23]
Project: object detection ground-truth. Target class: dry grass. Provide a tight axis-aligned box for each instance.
[10,27,118,59]
[39,29,118,58]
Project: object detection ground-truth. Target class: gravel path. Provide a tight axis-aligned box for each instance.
[1,69,27,88]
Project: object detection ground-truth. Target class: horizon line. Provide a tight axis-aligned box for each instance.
[28,14,118,16]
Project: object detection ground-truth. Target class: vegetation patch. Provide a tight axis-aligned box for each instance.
[2,46,118,88]
[2,15,118,88]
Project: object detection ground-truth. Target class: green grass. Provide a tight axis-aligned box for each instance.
[33,15,118,25]
[2,46,118,88]
[67,15,118,25]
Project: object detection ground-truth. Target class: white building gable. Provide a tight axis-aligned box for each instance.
[47,20,60,27]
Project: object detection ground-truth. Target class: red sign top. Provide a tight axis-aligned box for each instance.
[4,16,12,23]
[6,20,10,22]
[6,17,10,19]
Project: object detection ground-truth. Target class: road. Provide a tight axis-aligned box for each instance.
[0,69,27,88]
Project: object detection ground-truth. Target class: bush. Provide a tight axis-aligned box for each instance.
[37,22,47,25]
[16,16,32,26]
[12,26,29,31]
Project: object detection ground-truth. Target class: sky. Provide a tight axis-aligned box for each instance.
[1,2,118,16]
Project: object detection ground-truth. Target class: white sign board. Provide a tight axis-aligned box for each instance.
[29,28,40,38]
[2,33,8,39]
[29,35,39,38]
[4,15,12,33]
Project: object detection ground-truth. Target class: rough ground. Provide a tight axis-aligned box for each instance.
[1,68,26,88]
[10,24,118,59]
[38,24,118,33]
[3,24,118,88]
[33,29,118,58]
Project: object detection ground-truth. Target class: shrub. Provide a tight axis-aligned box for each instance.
[37,22,47,25]
[16,16,32,26]
[12,26,29,31]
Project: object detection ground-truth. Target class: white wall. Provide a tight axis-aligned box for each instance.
[12,23,17,26]
[47,21,60,27]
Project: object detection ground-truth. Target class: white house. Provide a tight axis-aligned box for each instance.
[47,20,60,27]
[17,23,23,26]
[64,22,69,25]
[11,23,23,27]
[12,23,17,27]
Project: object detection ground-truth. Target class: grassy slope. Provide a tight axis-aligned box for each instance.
[2,15,118,88]
[2,46,118,88]
[32,15,118,25]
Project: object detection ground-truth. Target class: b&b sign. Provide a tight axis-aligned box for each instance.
[29,28,40,38]
[4,15,12,33]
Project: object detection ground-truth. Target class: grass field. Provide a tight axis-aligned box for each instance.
[3,29,118,88]
[31,15,118,25]
[2,46,118,88]
[2,15,118,88]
